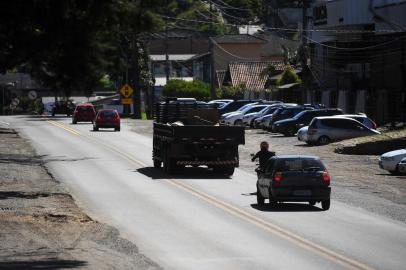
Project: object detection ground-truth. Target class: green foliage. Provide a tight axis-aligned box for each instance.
[276,66,301,86]
[99,75,114,88]
[218,82,246,99]
[163,79,210,99]
[0,0,162,97]
[260,64,277,80]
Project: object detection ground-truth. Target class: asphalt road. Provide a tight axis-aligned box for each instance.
[4,115,406,270]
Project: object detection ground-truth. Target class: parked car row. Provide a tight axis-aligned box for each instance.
[213,98,379,145]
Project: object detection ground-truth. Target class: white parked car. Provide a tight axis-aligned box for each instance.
[398,157,406,174]
[297,126,309,142]
[242,105,277,126]
[220,104,270,126]
[221,103,257,119]
[379,149,406,174]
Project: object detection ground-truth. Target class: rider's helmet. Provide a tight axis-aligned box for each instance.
[260,141,269,151]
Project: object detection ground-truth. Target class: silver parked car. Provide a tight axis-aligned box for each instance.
[307,116,380,145]
[297,114,377,143]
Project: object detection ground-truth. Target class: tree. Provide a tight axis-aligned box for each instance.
[0,0,162,104]
[277,66,301,86]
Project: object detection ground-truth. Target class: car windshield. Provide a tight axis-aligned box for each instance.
[259,106,272,114]
[238,103,255,112]
[275,158,325,172]
[293,111,306,119]
[244,106,268,114]
[100,111,116,117]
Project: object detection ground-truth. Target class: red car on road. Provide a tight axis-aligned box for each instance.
[72,103,96,124]
[93,109,120,131]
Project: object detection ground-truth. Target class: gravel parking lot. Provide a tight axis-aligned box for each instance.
[127,119,406,222]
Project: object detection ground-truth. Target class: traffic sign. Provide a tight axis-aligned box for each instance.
[28,90,37,100]
[11,98,20,106]
[120,84,134,98]
[121,98,133,105]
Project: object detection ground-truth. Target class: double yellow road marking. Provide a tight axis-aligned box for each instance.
[46,119,374,270]
[47,120,81,135]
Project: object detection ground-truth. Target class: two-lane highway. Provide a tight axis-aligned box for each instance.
[5,115,406,270]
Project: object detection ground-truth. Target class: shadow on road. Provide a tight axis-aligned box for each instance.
[137,166,232,180]
[89,129,118,133]
[0,259,87,269]
[251,203,322,212]
[19,115,69,122]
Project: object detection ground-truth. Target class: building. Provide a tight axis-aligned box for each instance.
[308,0,406,124]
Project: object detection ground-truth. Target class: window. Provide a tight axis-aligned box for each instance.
[275,158,325,172]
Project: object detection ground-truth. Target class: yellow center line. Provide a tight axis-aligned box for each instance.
[47,119,374,270]
[47,120,81,135]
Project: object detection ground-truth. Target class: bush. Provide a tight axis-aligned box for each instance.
[277,66,301,86]
[163,79,210,99]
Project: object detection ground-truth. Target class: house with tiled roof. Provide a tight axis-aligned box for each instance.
[221,61,287,99]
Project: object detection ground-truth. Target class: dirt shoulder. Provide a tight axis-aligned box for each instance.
[0,126,160,269]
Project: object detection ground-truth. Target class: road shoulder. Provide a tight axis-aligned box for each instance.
[0,126,161,269]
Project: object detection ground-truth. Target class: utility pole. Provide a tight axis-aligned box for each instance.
[132,39,142,119]
[165,3,170,84]
[209,1,217,99]
[301,0,310,103]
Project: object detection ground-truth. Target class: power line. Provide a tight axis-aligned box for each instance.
[305,35,406,51]
[158,14,405,34]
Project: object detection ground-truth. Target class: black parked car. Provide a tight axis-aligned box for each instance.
[52,100,75,116]
[256,155,331,210]
[272,108,343,136]
[265,105,314,131]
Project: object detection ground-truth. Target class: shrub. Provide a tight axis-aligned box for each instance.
[163,79,210,99]
[277,66,301,86]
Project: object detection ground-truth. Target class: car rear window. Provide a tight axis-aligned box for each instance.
[275,158,325,172]
[77,106,94,111]
[100,111,117,117]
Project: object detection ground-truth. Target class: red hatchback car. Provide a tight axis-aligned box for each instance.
[72,103,96,124]
[93,109,120,131]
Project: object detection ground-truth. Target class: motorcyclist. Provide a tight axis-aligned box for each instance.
[251,141,275,172]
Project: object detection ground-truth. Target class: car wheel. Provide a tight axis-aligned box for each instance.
[256,185,265,206]
[321,199,330,211]
[115,127,120,132]
[234,119,243,126]
[286,127,296,136]
[309,201,316,206]
[317,136,330,145]
[93,126,98,131]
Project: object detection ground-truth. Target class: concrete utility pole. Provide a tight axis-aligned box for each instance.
[209,1,217,99]
[301,0,310,102]
[165,3,170,84]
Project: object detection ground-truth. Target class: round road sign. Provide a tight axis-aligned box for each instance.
[28,90,38,100]
[11,98,20,106]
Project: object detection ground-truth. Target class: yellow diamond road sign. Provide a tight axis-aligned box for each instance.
[120,84,134,98]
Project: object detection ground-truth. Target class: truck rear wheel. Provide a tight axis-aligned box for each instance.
[321,199,330,211]
[153,159,161,168]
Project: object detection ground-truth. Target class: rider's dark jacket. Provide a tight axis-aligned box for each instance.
[252,150,275,169]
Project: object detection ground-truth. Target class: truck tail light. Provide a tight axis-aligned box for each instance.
[274,172,282,182]
[322,171,330,183]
